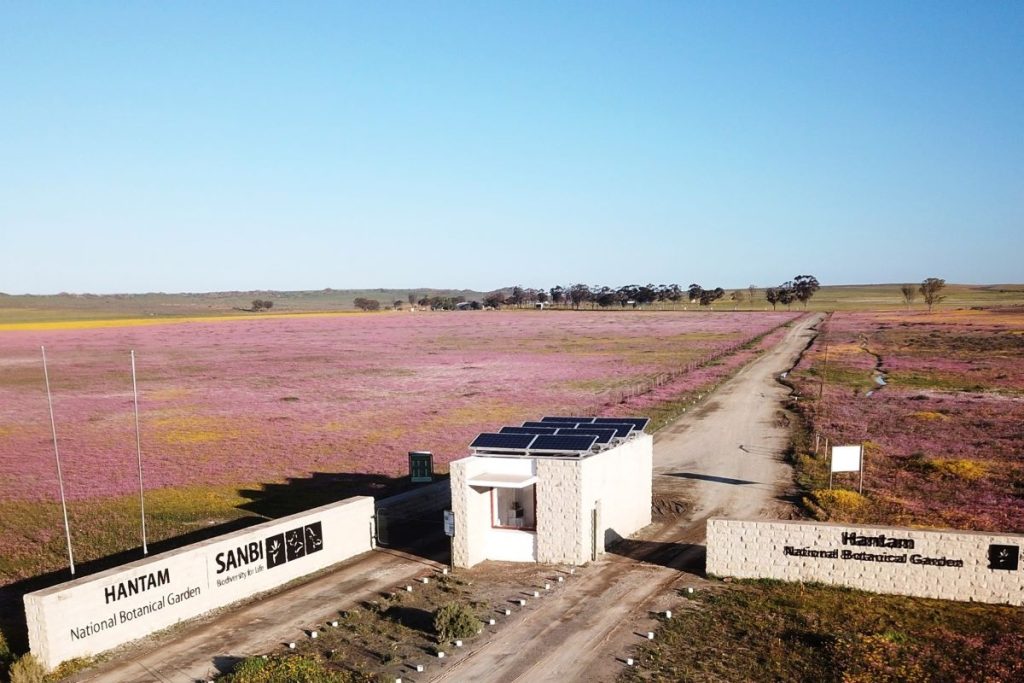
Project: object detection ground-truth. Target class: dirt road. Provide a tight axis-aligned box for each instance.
[430,313,822,683]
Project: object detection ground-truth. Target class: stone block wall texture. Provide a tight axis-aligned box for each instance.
[24,496,375,670]
[707,518,1024,606]
[536,458,586,564]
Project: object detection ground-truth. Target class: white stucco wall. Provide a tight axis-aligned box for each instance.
[707,518,1024,605]
[450,456,537,567]
[24,496,374,670]
[581,433,653,550]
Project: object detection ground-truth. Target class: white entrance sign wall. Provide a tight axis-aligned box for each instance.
[830,445,862,472]
[24,496,374,670]
[707,518,1024,606]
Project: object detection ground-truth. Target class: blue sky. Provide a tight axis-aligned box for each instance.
[1,2,1021,294]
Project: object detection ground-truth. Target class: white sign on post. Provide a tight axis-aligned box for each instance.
[443,510,455,537]
[830,445,863,473]
[830,444,865,493]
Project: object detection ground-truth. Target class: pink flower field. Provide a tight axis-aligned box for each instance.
[0,310,796,584]
[789,308,1024,532]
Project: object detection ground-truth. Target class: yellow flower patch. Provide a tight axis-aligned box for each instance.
[908,411,950,422]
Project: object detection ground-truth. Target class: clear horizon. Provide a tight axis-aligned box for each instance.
[2,3,1022,295]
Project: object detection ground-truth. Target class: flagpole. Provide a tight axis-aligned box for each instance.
[41,346,75,575]
[131,350,148,555]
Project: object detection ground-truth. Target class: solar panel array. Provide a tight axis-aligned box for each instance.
[469,415,648,457]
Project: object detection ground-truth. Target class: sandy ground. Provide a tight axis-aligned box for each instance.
[70,313,821,683]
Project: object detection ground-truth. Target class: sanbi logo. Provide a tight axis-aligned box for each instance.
[265,521,323,570]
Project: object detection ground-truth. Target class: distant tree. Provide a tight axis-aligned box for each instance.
[468,300,482,310]
[730,290,745,310]
[666,284,683,304]
[568,283,590,310]
[748,284,757,308]
[765,287,779,311]
[251,299,273,312]
[482,292,505,309]
[595,286,617,308]
[408,292,417,305]
[637,284,658,306]
[353,297,381,311]
[417,296,431,307]
[900,284,917,309]
[393,300,404,310]
[699,287,725,307]
[919,277,946,313]
[509,286,525,307]
[777,281,796,310]
[549,286,565,306]
[687,283,703,302]
[793,275,820,309]
[536,291,549,304]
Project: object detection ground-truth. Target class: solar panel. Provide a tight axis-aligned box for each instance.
[470,433,536,451]
[500,426,558,435]
[593,416,649,432]
[523,421,580,429]
[555,427,616,444]
[541,416,596,424]
[587,422,633,437]
[528,434,598,454]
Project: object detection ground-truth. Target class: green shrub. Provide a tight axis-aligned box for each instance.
[9,653,46,683]
[220,654,365,683]
[0,629,12,677]
[433,602,481,643]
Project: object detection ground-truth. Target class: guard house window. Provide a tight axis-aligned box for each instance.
[492,485,536,530]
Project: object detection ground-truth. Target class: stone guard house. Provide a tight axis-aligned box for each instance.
[449,417,652,568]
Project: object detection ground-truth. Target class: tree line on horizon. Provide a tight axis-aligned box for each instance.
[379,276,822,311]
[353,276,948,313]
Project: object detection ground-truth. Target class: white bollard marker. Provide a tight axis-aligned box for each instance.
[626,658,634,666]
[437,651,445,659]
[687,587,694,594]
[442,568,448,575]
[416,664,424,673]
[647,632,654,640]
[396,679,402,683]
[533,591,540,598]
[544,583,550,590]
[406,585,413,592]
[422,577,429,584]
[489,618,496,625]
[519,599,526,606]
[288,642,296,649]
[569,568,575,575]
[455,640,463,647]
[665,610,672,619]
[557,576,564,582]
[311,631,318,639]
[504,608,512,615]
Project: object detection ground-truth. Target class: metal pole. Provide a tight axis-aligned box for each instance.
[859,444,865,494]
[131,350,148,555]
[42,346,75,575]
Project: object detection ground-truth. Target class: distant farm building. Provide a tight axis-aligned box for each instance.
[449,416,652,568]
